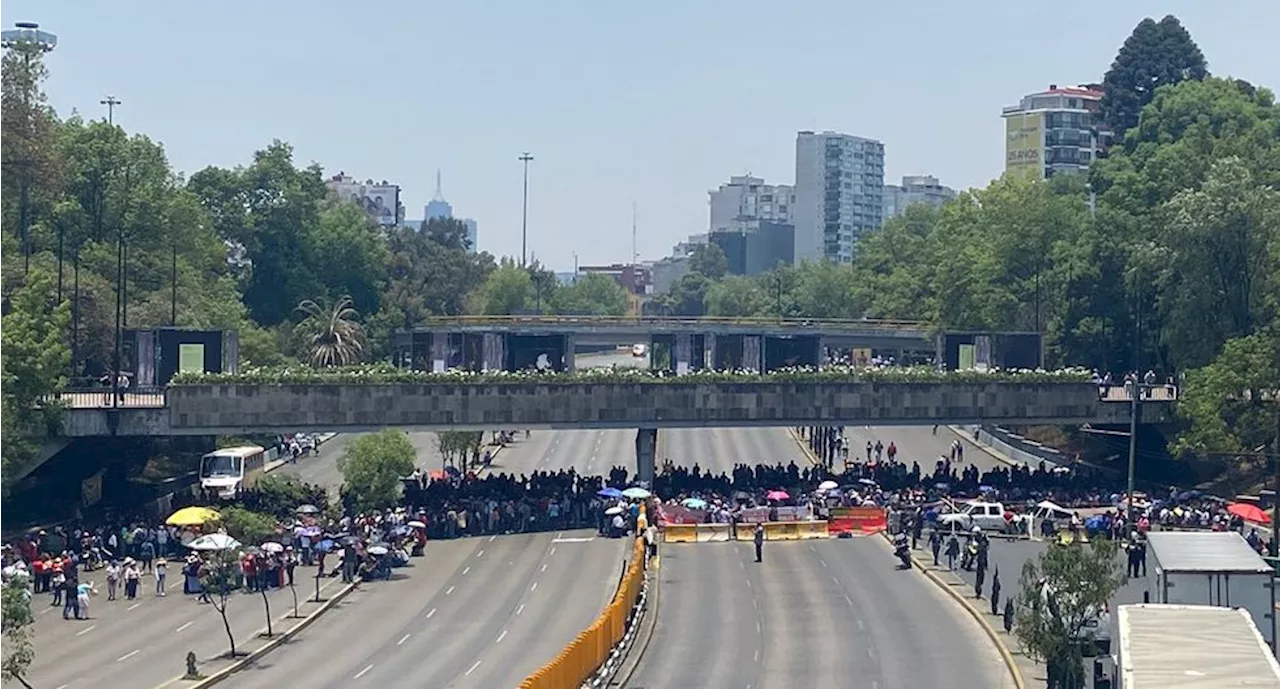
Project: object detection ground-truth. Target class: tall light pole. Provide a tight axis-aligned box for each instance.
[100,95,121,124]
[519,152,533,267]
[2,22,58,273]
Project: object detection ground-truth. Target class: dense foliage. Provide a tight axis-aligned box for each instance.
[1,582,34,686]
[338,430,416,512]
[173,363,1094,386]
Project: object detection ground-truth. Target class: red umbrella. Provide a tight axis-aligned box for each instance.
[1227,502,1271,524]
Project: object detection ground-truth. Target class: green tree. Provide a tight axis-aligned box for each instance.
[1,581,35,688]
[1,31,61,273]
[199,548,243,659]
[705,275,768,317]
[552,272,628,316]
[309,199,389,316]
[1014,540,1127,689]
[217,506,279,546]
[434,430,485,470]
[1175,332,1280,457]
[688,243,728,280]
[470,259,535,315]
[338,430,416,511]
[382,219,496,327]
[294,295,366,367]
[1100,15,1208,140]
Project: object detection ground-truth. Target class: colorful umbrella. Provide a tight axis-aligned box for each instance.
[166,506,221,527]
[622,487,651,500]
[1227,502,1271,524]
[597,487,624,498]
[766,490,790,500]
[817,480,839,492]
[187,533,241,551]
[681,497,709,509]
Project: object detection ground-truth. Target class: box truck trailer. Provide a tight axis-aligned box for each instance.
[1109,604,1280,689]
[1143,530,1275,652]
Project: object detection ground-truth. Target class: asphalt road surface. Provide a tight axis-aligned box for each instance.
[839,425,1015,474]
[630,537,1013,689]
[272,432,445,491]
[220,530,628,689]
[661,427,808,477]
[485,430,637,476]
[19,563,347,689]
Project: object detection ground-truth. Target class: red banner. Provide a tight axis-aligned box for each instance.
[658,505,707,525]
[829,507,886,534]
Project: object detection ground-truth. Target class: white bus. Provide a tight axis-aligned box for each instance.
[200,445,266,499]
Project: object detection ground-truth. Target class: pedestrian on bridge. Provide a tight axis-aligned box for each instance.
[753,523,764,563]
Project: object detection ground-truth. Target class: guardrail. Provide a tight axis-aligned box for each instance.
[46,387,168,409]
[519,532,648,688]
[413,314,931,330]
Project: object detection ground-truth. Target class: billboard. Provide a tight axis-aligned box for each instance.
[1005,113,1044,180]
[328,178,400,226]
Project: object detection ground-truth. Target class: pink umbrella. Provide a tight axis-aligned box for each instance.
[766,490,790,501]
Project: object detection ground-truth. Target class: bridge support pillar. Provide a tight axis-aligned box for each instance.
[743,335,763,372]
[481,333,505,372]
[635,427,658,485]
[703,333,716,369]
[674,334,692,376]
[430,332,449,373]
[563,333,576,372]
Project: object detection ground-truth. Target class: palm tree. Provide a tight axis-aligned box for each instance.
[294,295,365,367]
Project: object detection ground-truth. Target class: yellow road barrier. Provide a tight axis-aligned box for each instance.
[796,521,830,539]
[695,523,731,542]
[663,524,698,543]
[519,508,649,689]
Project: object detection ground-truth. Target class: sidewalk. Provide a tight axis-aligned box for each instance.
[904,538,1044,688]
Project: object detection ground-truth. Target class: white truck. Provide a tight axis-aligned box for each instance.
[1142,531,1276,652]
[936,500,1012,532]
[1106,604,1280,689]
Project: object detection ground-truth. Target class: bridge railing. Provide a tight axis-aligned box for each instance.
[45,387,167,409]
[1099,384,1178,402]
[410,314,932,330]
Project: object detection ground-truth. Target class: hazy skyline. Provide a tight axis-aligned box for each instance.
[8,1,1279,270]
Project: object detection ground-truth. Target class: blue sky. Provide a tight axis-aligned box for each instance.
[8,1,1279,271]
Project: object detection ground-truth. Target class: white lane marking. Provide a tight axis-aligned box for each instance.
[819,559,828,568]
[867,648,875,659]
[540,563,547,573]
[398,634,411,646]
[756,621,762,633]
[831,575,840,585]
[745,578,752,589]
[856,618,865,630]
[556,532,563,540]
[127,603,142,611]
[76,625,96,636]
[488,535,496,543]
[738,560,745,569]
[462,566,470,575]
[845,594,854,607]
[176,621,194,632]
[446,586,455,595]
[495,629,508,644]
[427,608,437,619]
[551,538,594,544]
[516,604,525,615]
[478,548,486,555]
[354,664,374,679]
[55,685,68,689]
[530,582,538,592]
[753,649,760,662]
[117,649,140,662]
[465,660,482,676]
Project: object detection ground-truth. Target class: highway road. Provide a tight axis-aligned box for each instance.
[631,529,1012,688]
[484,429,637,476]
[273,431,446,491]
[661,426,807,476]
[220,531,627,689]
[838,425,1017,474]
[18,562,347,689]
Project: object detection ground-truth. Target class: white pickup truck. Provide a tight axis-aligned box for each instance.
[937,500,1012,532]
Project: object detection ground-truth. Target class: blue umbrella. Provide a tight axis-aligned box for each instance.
[315,539,336,552]
[598,487,624,498]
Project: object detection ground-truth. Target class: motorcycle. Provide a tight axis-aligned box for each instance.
[893,534,911,570]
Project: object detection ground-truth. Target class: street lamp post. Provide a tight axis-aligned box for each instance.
[100,95,121,124]
[519,152,533,267]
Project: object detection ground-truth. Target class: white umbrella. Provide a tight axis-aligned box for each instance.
[817,480,839,492]
[187,534,241,551]
[367,545,389,556]
[605,506,625,516]
[260,542,285,553]
[406,520,426,529]
[622,487,651,500]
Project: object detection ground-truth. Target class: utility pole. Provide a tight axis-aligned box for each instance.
[519,152,533,267]
[100,95,121,124]
[632,201,638,266]
[1126,292,1142,520]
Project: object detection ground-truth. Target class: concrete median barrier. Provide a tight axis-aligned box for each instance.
[695,523,731,542]
[796,521,830,539]
[662,524,698,543]
[763,522,800,541]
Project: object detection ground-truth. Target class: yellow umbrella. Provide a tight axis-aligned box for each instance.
[166,506,221,527]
